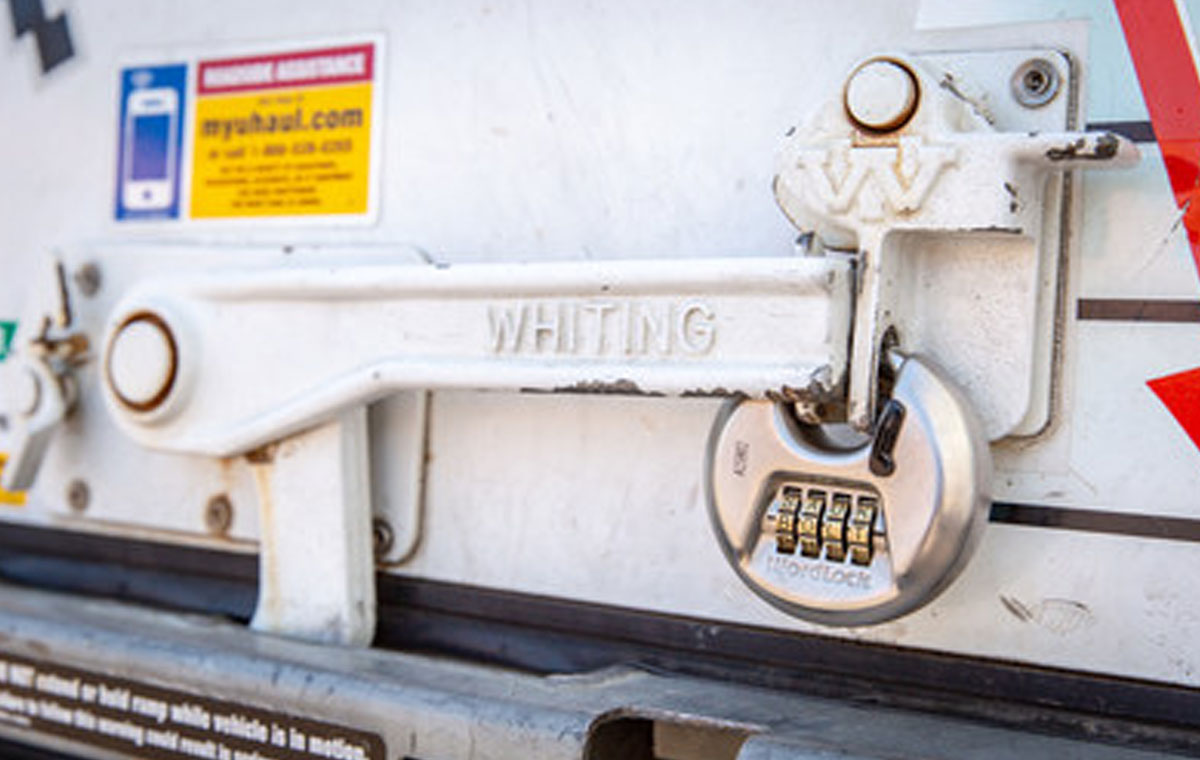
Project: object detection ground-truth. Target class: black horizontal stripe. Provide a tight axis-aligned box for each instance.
[990,501,1200,543]
[1086,120,1156,143]
[1077,298,1200,322]
[374,575,1200,751]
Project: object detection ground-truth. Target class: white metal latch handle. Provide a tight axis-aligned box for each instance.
[0,260,87,493]
[0,352,71,492]
[91,253,853,647]
[99,256,853,457]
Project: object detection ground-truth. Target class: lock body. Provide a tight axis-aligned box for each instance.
[707,354,990,625]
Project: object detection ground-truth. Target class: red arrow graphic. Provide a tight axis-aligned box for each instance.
[1116,0,1200,449]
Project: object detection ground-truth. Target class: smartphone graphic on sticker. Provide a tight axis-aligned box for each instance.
[116,63,186,221]
[121,87,179,211]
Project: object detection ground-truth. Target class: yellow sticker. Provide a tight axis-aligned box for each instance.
[0,453,27,506]
[190,43,376,219]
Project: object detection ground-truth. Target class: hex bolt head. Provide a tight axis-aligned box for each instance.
[844,58,920,133]
[205,494,233,535]
[1012,58,1060,108]
[66,479,89,512]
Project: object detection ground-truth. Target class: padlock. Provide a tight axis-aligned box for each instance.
[706,352,990,626]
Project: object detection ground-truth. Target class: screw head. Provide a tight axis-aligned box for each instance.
[205,494,233,535]
[372,518,395,561]
[1012,59,1060,108]
[74,263,101,298]
[66,479,89,512]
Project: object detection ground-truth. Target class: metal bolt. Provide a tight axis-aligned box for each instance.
[1012,59,1060,108]
[66,479,89,512]
[74,262,102,298]
[372,518,395,561]
[205,494,233,535]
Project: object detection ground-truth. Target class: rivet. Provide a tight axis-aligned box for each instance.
[372,518,395,560]
[1012,59,1060,108]
[66,479,89,512]
[205,494,233,535]
[74,262,102,298]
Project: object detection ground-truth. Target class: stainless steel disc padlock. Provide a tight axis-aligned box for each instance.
[706,353,990,626]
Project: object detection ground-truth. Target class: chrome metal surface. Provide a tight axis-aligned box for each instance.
[707,354,990,625]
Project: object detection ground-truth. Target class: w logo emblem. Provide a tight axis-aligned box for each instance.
[792,137,957,223]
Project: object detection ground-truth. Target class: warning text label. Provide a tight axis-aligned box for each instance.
[0,653,385,760]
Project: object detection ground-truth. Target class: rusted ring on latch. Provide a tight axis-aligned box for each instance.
[105,310,180,413]
[843,57,920,133]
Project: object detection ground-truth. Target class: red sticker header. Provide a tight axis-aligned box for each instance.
[198,43,374,95]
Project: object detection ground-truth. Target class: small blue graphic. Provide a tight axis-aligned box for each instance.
[115,63,187,220]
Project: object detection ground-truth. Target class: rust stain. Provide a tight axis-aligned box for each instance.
[250,462,280,624]
[549,379,665,396]
[766,386,816,404]
[852,131,901,148]
[216,456,237,493]
[245,442,278,464]
[680,387,736,398]
[1045,133,1119,162]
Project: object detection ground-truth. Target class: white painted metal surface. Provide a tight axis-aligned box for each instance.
[247,409,375,646]
[0,0,1196,695]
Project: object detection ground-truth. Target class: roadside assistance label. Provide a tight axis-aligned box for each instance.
[191,43,375,219]
[0,653,385,760]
